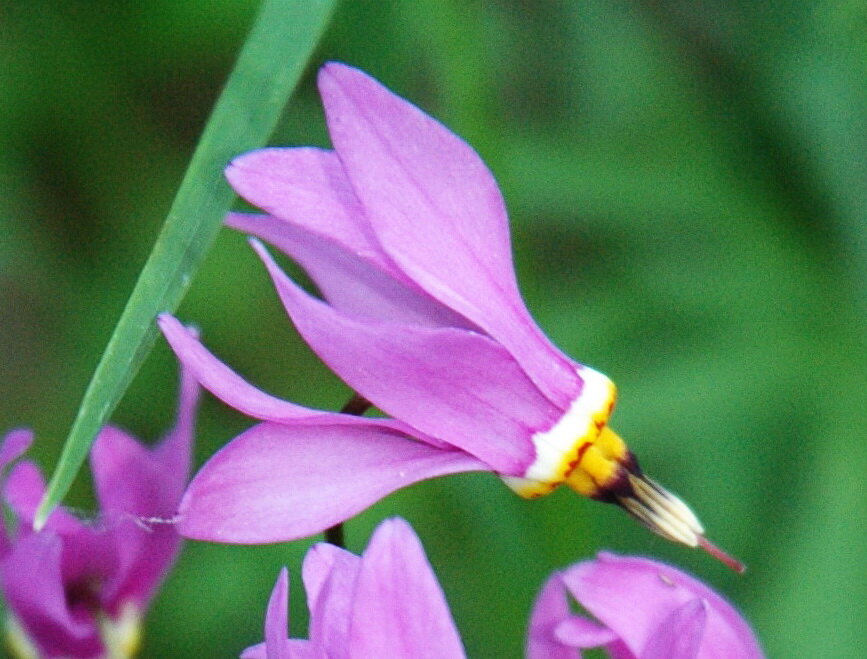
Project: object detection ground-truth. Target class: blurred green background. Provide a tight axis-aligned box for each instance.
[2,1,865,657]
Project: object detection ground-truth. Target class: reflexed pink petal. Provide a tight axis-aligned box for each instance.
[304,545,360,655]
[89,425,186,611]
[91,427,173,518]
[0,532,101,658]
[640,599,706,659]
[159,313,327,424]
[3,462,83,536]
[263,568,291,659]
[318,62,580,408]
[88,362,198,612]
[0,429,32,470]
[226,147,389,272]
[302,543,359,616]
[348,518,466,658]
[152,356,201,492]
[159,313,449,449]
[0,429,33,553]
[228,213,472,329]
[177,422,486,543]
[563,553,763,658]
[526,573,581,659]
[256,243,556,474]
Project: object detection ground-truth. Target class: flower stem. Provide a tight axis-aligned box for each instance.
[323,393,373,547]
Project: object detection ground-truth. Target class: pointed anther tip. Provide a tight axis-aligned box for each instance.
[698,536,746,574]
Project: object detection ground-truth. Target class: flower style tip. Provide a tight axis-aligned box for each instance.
[620,474,744,573]
[560,424,744,571]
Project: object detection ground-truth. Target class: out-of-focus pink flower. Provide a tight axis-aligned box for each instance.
[0,368,199,658]
[241,518,465,659]
[162,63,741,571]
[527,552,764,659]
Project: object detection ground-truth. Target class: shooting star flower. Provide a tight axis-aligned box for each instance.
[163,62,741,570]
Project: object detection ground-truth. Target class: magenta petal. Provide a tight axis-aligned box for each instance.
[256,243,557,474]
[151,356,201,491]
[640,599,707,659]
[318,63,580,408]
[160,313,450,450]
[301,543,359,616]
[226,147,390,272]
[0,532,101,658]
[564,553,764,658]
[161,313,452,453]
[262,568,291,659]
[177,422,486,543]
[159,313,329,425]
[0,429,33,470]
[348,518,465,658]
[303,544,361,654]
[4,462,83,536]
[526,573,581,659]
[555,616,619,649]
[88,427,182,610]
[228,212,472,329]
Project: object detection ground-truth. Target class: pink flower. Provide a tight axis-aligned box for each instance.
[241,518,465,658]
[162,63,739,568]
[527,552,764,658]
[0,369,199,658]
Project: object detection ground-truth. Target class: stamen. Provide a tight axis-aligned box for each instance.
[617,473,746,573]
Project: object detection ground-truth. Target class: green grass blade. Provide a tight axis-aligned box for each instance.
[35,0,337,529]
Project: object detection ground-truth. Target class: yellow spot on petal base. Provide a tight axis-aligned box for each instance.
[502,366,618,497]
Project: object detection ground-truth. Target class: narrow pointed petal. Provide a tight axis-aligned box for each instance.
[526,573,581,659]
[302,543,359,615]
[563,553,763,658]
[640,600,707,659]
[177,422,486,543]
[348,518,466,658]
[263,568,291,659]
[0,429,32,553]
[303,545,361,654]
[256,243,558,474]
[158,313,446,447]
[159,313,327,424]
[0,429,33,470]
[318,62,580,408]
[227,213,471,329]
[3,462,83,535]
[89,426,186,610]
[152,356,201,490]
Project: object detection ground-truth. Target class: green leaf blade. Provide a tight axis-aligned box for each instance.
[35,0,337,529]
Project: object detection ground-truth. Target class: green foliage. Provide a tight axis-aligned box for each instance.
[1,0,864,656]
